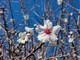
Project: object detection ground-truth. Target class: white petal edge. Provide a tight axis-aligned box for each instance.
[49,34,58,43]
[52,25,61,34]
[44,20,52,29]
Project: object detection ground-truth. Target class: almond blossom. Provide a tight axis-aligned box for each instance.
[68,31,74,43]
[23,14,29,20]
[17,27,34,44]
[25,27,34,37]
[36,20,61,43]
[57,0,63,5]
[68,37,74,43]
[17,32,28,44]
[64,18,68,23]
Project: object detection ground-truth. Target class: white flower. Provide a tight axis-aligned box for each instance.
[25,27,34,36]
[0,26,2,29]
[17,32,28,44]
[69,31,73,35]
[64,18,68,23]
[36,20,61,43]
[57,0,63,5]
[23,14,29,20]
[55,58,58,60]
[34,24,37,26]
[68,38,74,43]
[68,34,74,43]
[10,18,14,22]
[0,10,3,14]
[37,54,42,59]
[77,56,80,60]
[70,12,73,16]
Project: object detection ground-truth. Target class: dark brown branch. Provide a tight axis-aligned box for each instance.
[26,43,44,59]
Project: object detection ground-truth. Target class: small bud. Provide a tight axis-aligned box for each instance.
[23,14,29,20]
[69,31,73,35]
[57,0,63,5]
[64,18,68,23]
[10,18,15,23]
[0,10,3,14]
[70,12,73,16]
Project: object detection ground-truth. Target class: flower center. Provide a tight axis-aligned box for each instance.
[21,35,25,40]
[44,29,52,34]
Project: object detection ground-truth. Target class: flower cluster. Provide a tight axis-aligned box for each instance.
[17,20,61,44]
[17,27,34,44]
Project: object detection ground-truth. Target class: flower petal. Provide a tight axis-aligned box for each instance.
[69,38,74,42]
[25,27,34,33]
[20,40,26,44]
[17,35,28,44]
[42,35,50,42]
[17,39,22,43]
[19,32,22,37]
[17,39,27,44]
[36,24,46,32]
[37,33,49,42]
[49,34,58,43]
[52,25,61,34]
[36,20,53,32]
[44,20,52,29]
[25,36,28,40]
[19,32,26,37]
[57,0,63,5]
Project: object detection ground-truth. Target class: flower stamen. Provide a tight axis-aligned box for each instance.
[21,35,25,40]
[44,29,52,34]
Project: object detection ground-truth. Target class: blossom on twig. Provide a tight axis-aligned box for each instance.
[25,27,34,37]
[17,32,28,44]
[23,14,29,20]
[68,31,74,43]
[36,20,61,43]
[17,27,34,44]
[57,0,63,5]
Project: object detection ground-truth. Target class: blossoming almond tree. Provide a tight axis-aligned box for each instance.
[0,0,80,60]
